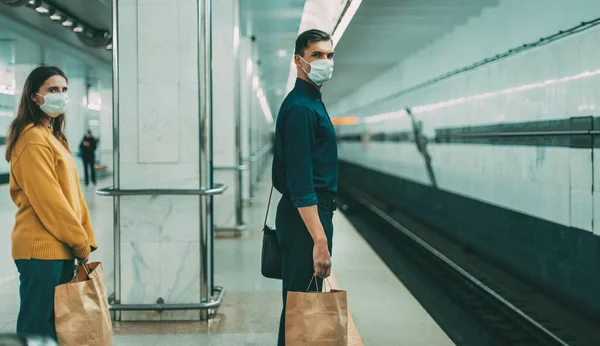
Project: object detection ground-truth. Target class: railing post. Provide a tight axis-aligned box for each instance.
[110,0,121,322]
[233,0,245,230]
[198,0,214,321]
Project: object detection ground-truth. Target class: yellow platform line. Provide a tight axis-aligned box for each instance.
[327,271,365,346]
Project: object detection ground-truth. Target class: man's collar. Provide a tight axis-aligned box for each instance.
[294,78,321,99]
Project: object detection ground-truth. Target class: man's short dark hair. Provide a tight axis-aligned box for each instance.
[294,29,333,57]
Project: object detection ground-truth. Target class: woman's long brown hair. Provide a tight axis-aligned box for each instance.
[4,65,70,162]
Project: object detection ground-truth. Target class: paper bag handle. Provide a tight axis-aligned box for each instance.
[305,275,333,293]
[71,262,92,282]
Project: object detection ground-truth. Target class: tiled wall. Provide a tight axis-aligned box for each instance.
[335,0,600,237]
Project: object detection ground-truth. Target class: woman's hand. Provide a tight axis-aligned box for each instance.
[77,256,89,264]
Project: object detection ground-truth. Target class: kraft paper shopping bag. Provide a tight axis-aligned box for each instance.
[285,277,348,346]
[55,262,113,346]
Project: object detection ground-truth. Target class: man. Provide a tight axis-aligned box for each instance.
[272,29,338,345]
[79,130,97,186]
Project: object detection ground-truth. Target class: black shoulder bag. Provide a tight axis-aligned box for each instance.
[261,186,283,280]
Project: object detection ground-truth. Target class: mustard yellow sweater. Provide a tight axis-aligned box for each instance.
[9,124,98,260]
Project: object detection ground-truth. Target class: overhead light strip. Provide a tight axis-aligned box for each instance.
[331,0,362,47]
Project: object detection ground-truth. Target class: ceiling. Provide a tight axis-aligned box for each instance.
[0,0,500,119]
[240,0,312,116]
[1,0,305,116]
[0,0,112,66]
[239,0,307,116]
[321,0,500,109]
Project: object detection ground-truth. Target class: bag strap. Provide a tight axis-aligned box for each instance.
[263,186,274,227]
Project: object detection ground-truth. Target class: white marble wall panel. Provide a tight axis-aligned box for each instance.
[117,3,139,166]
[177,1,199,85]
[213,171,236,228]
[159,242,200,304]
[137,85,179,163]
[137,4,179,163]
[120,196,200,243]
[120,242,161,305]
[137,5,178,85]
[178,83,200,163]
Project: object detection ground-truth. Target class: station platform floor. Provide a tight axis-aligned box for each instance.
[0,170,454,345]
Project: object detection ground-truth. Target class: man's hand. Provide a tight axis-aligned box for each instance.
[77,256,89,264]
[313,239,331,278]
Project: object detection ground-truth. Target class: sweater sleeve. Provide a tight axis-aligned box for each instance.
[77,184,98,252]
[12,143,91,258]
[78,188,93,232]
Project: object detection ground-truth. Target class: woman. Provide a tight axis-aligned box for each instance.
[4,66,98,341]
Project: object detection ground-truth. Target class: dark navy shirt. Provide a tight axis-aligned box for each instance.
[272,78,338,208]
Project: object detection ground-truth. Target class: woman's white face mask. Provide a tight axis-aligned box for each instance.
[299,56,334,86]
[37,92,69,118]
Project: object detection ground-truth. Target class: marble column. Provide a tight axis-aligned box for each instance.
[62,67,87,178]
[212,0,240,230]
[116,0,203,321]
[239,37,253,203]
[12,38,41,95]
[248,61,261,200]
[98,82,113,172]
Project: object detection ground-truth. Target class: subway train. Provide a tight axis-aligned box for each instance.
[332,18,600,320]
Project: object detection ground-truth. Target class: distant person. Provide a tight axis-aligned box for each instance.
[79,130,97,186]
[4,65,98,342]
[271,29,338,345]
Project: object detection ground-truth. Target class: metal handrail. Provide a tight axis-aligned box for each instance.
[96,184,227,197]
[214,165,248,171]
[109,286,225,312]
[436,130,593,138]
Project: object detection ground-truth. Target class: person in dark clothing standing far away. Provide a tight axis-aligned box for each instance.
[79,130,97,186]
[271,29,338,345]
